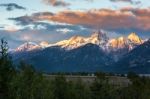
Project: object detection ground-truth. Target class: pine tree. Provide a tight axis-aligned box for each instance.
[0,39,14,99]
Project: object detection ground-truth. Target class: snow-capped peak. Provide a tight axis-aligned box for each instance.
[127,32,143,44]
[108,33,144,51]
[52,30,109,50]
[48,31,144,51]
[40,41,49,48]
[54,35,86,49]
[15,42,40,52]
[68,36,85,44]
[89,31,109,45]
[14,32,145,52]
[108,36,127,49]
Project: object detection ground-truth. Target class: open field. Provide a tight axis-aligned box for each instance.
[44,75,132,87]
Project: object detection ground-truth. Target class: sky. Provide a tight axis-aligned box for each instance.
[0,0,150,48]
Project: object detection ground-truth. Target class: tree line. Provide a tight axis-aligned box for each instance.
[0,39,150,99]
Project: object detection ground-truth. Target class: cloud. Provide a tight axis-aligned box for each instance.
[56,28,73,34]
[110,0,141,4]
[110,0,133,4]
[43,0,70,7]
[9,12,54,25]
[4,26,19,32]
[9,8,150,32]
[0,3,26,11]
[9,16,38,25]
[0,22,93,48]
[85,0,94,2]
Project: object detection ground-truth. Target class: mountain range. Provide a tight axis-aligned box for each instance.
[10,31,150,73]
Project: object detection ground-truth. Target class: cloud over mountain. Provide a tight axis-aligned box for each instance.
[9,8,150,31]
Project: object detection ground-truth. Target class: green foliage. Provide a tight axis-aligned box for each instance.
[69,79,91,99]
[9,62,53,99]
[90,75,114,99]
[0,39,15,99]
[127,72,139,80]
[51,75,68,99]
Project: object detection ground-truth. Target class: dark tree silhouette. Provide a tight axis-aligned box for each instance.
[0,39,14,99]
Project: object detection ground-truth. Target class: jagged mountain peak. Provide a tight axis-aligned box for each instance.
[117,36,127,44]
[147,39,150,42]
[88,31,109,47]
[49,32,144,51]
[108,36,127,49]
[118,36,125,40]
[127,32,143,44]
[15,42,40,52]
[108,33,144,51]
[91,31,101,38]
[69,36,85,43]
[14,32,145,52]
[53,30,109,50]
[91,31,108,40]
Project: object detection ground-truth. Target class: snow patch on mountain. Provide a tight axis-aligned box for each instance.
[40,41,49,48]
[108,33,144,51]
[15,42,41,52]
[14,31,145,53]
[50,31,109,50]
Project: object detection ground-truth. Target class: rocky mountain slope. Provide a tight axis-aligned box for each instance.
[113,39,150,73]
[11,31,149,73]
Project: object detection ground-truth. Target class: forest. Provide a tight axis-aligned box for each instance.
[0,39,150,99]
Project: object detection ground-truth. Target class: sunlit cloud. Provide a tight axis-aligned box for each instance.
[9,8,150,32]
[4,26,19,32]
[0,0,149,49]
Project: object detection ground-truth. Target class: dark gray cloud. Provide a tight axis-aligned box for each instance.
[9,16,36,25]
[8,12,54,25]
[0,3,26,11]
[110,0,141,4]
[110,0,132,3]
[43,0,70,7]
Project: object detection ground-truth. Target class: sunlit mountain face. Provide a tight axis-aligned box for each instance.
[13,32,144,52]
[0,0,150,73]
[10,32,149,73]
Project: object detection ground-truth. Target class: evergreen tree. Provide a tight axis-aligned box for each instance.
[10,62,54,99]
[0,39,14,99]
[51,75,68,99]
